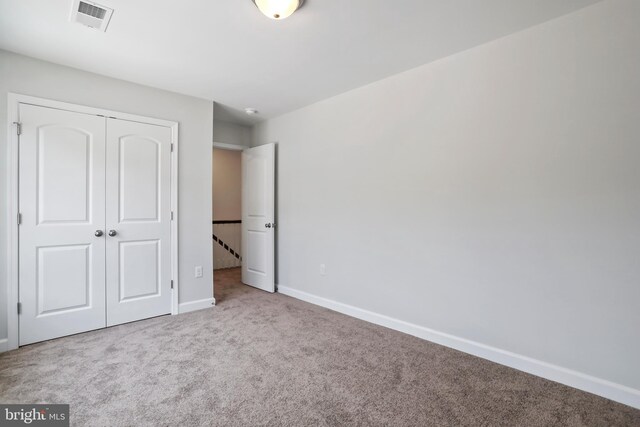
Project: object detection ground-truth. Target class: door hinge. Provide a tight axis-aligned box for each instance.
[17,302,22,315]
[171,211,174,220]
[13,122,22,136]
[171,143,174,152]
[170,280,174,289]
[17,213,22,225]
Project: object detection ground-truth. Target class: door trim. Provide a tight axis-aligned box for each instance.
[6,93,180,351]
[213,141,247,151]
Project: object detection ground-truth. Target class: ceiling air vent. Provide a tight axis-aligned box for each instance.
[70,0,113,32]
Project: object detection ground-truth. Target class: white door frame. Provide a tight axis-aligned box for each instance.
[6,93,180,351]
[213,141,246,151]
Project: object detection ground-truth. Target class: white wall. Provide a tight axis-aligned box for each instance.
[213,119,251,147]
[212,148,242,220]
[0,50,214,342]
[253,0,640,401]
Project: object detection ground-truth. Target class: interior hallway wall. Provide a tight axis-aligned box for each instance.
[212,149,242,221]
[212,148,242,269]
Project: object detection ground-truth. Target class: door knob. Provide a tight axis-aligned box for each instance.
[95,230,104,237]
[108,230,117,237]
[265,223,272,228]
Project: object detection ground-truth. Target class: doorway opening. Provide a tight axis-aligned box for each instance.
[212,146,243,303]
[212,111,253,303]
[212,107,276,302]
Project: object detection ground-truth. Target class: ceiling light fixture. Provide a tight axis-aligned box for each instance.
[252,0,304,20]
[245,108,259,115]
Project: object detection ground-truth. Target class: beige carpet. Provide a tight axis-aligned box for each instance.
[1,267,638,426]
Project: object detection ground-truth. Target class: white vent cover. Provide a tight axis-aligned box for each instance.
[70,0,113,32]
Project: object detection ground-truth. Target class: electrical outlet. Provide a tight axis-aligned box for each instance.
[195,266,203,278]
[320,264,326,276]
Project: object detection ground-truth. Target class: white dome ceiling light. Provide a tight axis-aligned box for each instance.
[252,0,304,20]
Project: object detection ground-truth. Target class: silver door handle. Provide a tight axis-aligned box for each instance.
[108,230,117,237]
[95,230,104,237]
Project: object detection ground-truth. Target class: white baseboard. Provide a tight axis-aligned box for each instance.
[277,285,640,410]
[179,297,216,314]
[0,338,8,353]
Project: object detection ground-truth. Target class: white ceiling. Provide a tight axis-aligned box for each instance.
[0,0,601,124]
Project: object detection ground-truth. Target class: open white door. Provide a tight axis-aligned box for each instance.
[242,143,275,292]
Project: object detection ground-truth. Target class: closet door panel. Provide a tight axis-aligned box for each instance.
[105,118,172,326]
[18,104,107,345]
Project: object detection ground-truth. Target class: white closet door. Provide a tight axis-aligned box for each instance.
[105,118,172,326]
[18,104,107,345]
[241,143,275,292]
